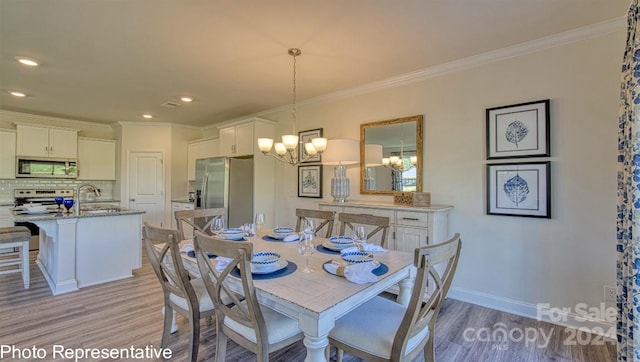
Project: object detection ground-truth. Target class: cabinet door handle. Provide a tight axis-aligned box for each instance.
[129,198,136,202]
[401,217,420,221]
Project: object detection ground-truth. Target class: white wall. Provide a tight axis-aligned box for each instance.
[261,28,624,329]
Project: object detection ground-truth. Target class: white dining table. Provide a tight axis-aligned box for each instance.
[179,234,415,362]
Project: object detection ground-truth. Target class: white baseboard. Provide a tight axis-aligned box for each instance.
[448,287,616,339]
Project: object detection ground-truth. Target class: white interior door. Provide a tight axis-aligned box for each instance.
[128,152,164,227]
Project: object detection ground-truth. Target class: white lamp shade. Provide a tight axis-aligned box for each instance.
[322,139,360,166]
[365,144,383,167]
[304,142,318,155]
[274,143,287,155]
[281,135,299,150]
[257,138,274,152]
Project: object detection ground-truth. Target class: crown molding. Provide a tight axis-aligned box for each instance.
[0,109,114,130]
[253,16,626,118]
[115,121,201,130]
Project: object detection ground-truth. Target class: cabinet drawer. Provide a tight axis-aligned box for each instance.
[396,210,429,227]
[345,207,395,222]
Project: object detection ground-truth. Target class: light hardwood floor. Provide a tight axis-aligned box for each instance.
[0,251,616,361]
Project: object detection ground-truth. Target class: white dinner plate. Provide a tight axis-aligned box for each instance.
[251,259,288,274]
[322,241,351,251]
[267,234,288,240]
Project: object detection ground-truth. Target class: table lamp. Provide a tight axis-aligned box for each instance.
[322,139,360,202]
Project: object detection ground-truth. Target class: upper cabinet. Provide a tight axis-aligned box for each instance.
[77,138,116,180]
[187,138,220,181]
[0,130,16,179]
[16,124,78,159]
[219,122,255,157]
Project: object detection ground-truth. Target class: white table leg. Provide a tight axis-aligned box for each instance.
[397,277,414,306]
[303,333,329,362]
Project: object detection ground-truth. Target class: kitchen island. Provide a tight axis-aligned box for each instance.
[13,205,144,295]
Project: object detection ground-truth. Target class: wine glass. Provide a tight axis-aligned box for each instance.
[54,197,64,210]
[254,212,265,235]
[298,232,315,273]
[210,217,224,234]
[303,218,316,237]
[353,226,367,250]
[63,199,74,214]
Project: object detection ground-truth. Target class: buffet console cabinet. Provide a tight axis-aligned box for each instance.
[318,201,453,252]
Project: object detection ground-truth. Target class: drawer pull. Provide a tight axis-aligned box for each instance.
[401,217,420,221]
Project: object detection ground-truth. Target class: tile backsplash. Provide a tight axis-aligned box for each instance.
[0,179,116,202]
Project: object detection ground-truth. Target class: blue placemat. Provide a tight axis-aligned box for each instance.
[316,245,340,255]
[187,251,216,258]
[230,261,298,280]
[322,260,389,277]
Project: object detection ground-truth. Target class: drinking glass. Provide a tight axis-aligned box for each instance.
[243,223,256,237]
[63,199,74,213]
[298,233,315,273]
[210,217,224,234]
[303,218,316,237]
[254,212,265,235]
[54,197,64,210]
[353,226,367,250]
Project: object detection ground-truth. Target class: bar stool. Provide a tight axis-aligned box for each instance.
[0,226,31,288]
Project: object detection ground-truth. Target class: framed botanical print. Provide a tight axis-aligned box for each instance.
[298,128,323,163]
[486,99,550,159]
[487,161,550,218]
[298,165,322,198]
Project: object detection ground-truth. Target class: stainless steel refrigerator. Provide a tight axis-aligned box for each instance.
[195,156,254,228]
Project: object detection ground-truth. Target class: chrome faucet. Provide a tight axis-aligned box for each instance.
[75,183,101,216]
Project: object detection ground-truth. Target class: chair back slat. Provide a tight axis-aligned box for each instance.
[193,231,269,348]
[391,233,462,361]
[142,222,199,310]
[175,208,226,240]
[295,209,336,238]
[338,212,390,247]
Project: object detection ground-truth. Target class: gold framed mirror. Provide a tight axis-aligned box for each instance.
[360,115,423,195]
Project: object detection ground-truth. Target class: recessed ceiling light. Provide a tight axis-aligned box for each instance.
[9,91,26,97]
[180,97,193,103]
[142,114,153,119]
[15,57,38,67]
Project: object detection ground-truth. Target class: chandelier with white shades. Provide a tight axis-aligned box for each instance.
[257,48,327,165]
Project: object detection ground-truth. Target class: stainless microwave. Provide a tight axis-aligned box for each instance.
[16,157,78,178]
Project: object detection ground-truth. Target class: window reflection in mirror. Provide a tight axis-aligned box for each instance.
[360,115,423,195]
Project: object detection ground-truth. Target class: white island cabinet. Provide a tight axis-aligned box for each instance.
[14,206,144,295]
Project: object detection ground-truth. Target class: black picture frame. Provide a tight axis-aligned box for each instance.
[298,165,322,198]
[486,99,550,159]
[298,128,323,163]
[486,161,550,218]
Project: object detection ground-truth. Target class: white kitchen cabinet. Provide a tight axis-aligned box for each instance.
[187,138,219,181]
[218,122,254,157]
[217,118,276,227]
[171,201,195,236]
[0,130,16,179]
[77,138,116,180]
[0,205,14,227]
[16,124,78,159]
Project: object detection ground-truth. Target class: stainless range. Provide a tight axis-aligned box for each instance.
[14,189,74,250]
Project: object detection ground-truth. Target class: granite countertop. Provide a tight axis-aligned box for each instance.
[13,203,144,222]
[81,199,121,204]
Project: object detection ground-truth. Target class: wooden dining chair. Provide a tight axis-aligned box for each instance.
[338,212,390,248]
[294,208,336,238]
[142,222,217,362]
[328,233,462,362]
[174,207,226,240]
[193,231,304,362]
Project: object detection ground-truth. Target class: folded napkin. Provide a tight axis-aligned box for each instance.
[214,257,234,272]
[325,260,378,284]
[283,234,300,242]
[340,243,386,255]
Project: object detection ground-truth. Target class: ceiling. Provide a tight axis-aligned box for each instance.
[0,0,629,128]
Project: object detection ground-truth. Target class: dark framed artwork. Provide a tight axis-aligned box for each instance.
[298,128,323,163]
[486,99,550,159]
[486,161,550,218]
[298,165,322,198]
